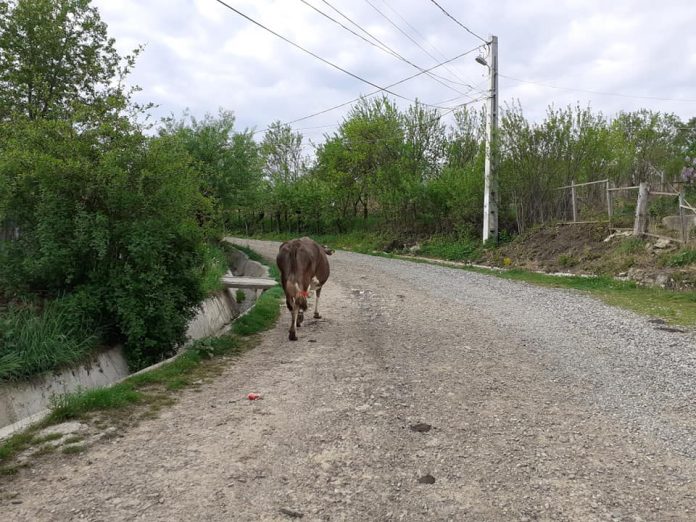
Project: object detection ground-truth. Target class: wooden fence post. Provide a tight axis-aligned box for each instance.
[679,191,687,243]
[570,180,578,222]
[606,180,613,221]
[633,182,650,237]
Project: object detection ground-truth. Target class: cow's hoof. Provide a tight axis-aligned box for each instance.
[313,313,322,319]
[289,332,297,341]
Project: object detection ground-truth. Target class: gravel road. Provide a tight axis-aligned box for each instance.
[2,238,695,521]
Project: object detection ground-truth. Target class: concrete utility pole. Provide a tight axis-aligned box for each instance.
[478,35,499,243]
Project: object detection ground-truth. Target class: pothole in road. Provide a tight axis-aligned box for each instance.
[418,474,436,484]
[409,423,433,433]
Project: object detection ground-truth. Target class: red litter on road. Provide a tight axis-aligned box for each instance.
[247,393,262,401]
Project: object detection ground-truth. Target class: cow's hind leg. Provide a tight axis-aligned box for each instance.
[314,287,322,319]
[289,303,298,341]
[297,310,304,327]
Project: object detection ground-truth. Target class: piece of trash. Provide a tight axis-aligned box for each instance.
[410,423,433,433]
[247,393,262,401]
[279,507,304,518]
[418,474,436,484]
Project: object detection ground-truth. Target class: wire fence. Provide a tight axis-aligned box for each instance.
[555,177,696,244]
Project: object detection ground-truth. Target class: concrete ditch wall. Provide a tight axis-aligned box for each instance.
[0,247,269,435]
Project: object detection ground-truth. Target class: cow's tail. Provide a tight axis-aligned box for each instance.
[285,244,308,311]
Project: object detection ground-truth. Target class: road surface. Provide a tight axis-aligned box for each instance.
[2,239,695,520]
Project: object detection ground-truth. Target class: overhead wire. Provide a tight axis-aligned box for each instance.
[252,43,485,135]
[304,0,480,99]
[427,0,487,44]
[501,74,696,103]
[213,0,450,110]
[364,0,480,91]
[376,0,482,91]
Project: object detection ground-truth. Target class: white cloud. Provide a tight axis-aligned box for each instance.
[91,0,696,140]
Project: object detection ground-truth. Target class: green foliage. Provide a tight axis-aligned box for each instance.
[160,109,263,232]
[0,117,213,370]
[200,243,228,296]
[617,237,644,254]
[557,254,578,268]
[233,286,283,336]
[0,299,98,381]
[48,383,142,422]
[418,236,480,261]
[666,249,696,267]
[235,289,246,304]
[0,0,141,122]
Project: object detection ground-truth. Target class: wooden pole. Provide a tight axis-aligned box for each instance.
[633,182,650,237]
[606,180,613,221]
[571,180,578,222]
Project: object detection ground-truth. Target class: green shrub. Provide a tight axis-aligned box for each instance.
[0,120,214,371]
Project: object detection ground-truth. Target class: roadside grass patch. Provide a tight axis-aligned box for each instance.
[233,287,284,336]
[31,433,63,444]
[200,242,230,295]
[418,236,481,261]
[0,300,99,382]
[666,248,696,267]
[48,383,142,423]
[617,237,644,255]
[61,444,85,455]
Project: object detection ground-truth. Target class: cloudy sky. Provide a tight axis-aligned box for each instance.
[93,0,696,147]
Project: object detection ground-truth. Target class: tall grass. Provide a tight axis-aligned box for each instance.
[200,243,229,295]
[0,301,98,381]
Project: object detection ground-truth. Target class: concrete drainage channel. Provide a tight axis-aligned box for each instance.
[0,245,276,440]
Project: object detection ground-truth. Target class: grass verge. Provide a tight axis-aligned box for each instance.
[0,247,282,474]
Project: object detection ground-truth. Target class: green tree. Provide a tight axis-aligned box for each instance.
[160,109,263,233]
[0,0,139,122]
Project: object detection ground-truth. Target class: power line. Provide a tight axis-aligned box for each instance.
[377,0,479,90]
[428,0,487,44]
[317,0,481,96]
[364,0,473,83]
[252,44,485,135]
[501,74,696,103]
[213,0,448,110]
[301,0,477,99]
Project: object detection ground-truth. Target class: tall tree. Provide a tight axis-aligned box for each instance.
[0,0,138,121]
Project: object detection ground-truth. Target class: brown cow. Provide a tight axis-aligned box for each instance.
[276,237,333,341]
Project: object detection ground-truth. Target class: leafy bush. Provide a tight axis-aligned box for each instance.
[0,120,214,370]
